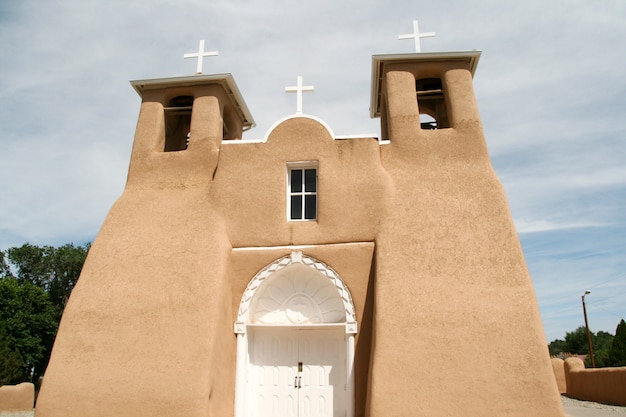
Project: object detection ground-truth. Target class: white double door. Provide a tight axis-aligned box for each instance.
[249,326,346,417]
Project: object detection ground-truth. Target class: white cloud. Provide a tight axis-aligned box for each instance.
[515,219,606,235]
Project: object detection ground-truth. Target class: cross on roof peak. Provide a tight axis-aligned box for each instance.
[285,76,314,115]
[183,40,219,75]
[398,20,436,53]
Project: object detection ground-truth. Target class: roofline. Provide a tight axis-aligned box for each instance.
[369,50,482,119]
[129,73,256,131]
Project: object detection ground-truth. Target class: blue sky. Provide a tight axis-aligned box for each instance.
[0,0,624,343]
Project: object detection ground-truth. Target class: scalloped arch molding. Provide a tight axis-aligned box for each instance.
[235,251,357,333]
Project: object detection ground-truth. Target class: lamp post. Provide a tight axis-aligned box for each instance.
[582,290,596,368]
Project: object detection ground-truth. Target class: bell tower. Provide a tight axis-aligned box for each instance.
[366,51,564,416]
[371,51,481,141]
[36,69,256,417]
[126,74,254,189]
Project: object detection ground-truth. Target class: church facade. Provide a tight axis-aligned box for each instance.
[36,50,565,417]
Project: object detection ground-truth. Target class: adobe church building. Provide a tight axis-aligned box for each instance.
[35,44,565,416]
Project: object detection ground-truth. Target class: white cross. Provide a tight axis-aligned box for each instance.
[183,40,219,74]
[285,76,314,115]
[398,20,436,53]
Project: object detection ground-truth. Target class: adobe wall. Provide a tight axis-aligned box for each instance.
[213,117,390,248]
[564,357,626,406]
[216,116,388,416]
[552,358,567,393]
[36,113,385,417]
[35,89,236,417]
[0,383,34,412]
[366,66,563,416]
[37,61,564,416]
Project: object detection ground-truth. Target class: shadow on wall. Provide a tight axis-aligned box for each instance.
[0,383,34,413]
[551,357,626,406]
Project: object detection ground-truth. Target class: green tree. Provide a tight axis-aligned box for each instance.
[1,243,89,384]
[7,243,90,318]
[564,326,590,354]
[0,328,25,385]
[0,277,57,384]
[592,330,614,367]
[609,319,626,366]
[0,250,11,278]
[548,326,615,367]
[548,338,567,356]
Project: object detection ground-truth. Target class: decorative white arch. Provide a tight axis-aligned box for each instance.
[234,251,357,417]
[235,250,357,333]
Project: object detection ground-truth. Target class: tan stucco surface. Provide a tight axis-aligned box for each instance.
[553,358,567,393]
[0,383,34,412]
[364,66,563,417]
[564,357,626,406]
[36,54,564,417]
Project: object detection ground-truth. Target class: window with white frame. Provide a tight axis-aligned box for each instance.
[287,163,317,221]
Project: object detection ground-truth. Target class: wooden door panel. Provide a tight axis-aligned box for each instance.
[250,327,346,417]
[252,328,298,416]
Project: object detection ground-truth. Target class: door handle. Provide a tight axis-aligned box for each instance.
[294,376,298,388]
[296,362,303,388]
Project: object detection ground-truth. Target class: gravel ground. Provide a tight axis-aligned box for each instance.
[0,412,33,417]
[562,395,626,414]
[1,396,624,416]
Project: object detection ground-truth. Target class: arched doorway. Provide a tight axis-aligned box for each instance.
[234,251,357,417]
